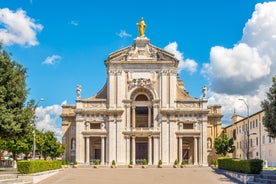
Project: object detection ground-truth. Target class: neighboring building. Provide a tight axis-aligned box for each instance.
[225,110,276,167]
[61,20,223,166]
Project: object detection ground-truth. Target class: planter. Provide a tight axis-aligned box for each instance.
[128,165,134,168]
[180,165,185,168]
[111,165,116,168]
[94,165,99,169]
[173,165,178,168]
[73,165,78,168]
[142,165,147,169]
[158,165,162,168]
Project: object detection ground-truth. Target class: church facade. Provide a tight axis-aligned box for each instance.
[61,20,223,166]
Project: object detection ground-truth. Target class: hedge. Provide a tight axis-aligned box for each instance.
[218,158,263,174]
[17,160,62,174]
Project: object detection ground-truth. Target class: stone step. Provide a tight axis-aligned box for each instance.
[0,174,17,180]
[0,178,31,184]
[262,174,276,180]
[255,177,276,184]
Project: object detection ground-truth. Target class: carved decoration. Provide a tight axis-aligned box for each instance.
[128,78,154,90]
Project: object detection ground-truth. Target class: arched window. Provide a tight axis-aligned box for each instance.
[135,94,148,101]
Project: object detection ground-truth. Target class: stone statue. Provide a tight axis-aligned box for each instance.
[202,85,207,98]
[76,85,82,99]
[207,138,211,149]
[137,17,146,37]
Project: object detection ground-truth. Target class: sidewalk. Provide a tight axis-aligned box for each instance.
[38,167,239,184]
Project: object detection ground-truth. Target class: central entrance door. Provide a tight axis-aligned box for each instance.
[136,137,148,164]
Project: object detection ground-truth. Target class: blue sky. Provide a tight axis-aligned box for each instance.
[1,0,276,138]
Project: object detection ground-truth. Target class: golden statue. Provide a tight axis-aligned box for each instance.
[137,17,146,37]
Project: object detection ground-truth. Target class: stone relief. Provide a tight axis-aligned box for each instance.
[128,78,154,90]
[176,103,199,108]
[108,69,122,75]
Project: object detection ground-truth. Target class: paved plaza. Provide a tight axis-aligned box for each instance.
[38,167,240,184]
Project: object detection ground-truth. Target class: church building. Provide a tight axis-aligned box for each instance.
[61,19,223,166]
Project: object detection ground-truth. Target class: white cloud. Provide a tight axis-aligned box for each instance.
[116,30,132,38]
[0,8,43,46]
[42,55,62,65]
[70,20,78,26]
[164,42,198,74]
[35,102,65,140]
[203,2,276,126]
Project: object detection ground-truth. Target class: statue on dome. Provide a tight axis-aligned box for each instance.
[137,17,147,37]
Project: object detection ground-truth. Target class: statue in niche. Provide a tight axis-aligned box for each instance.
[207,138,212,149]
[137,17,146,37]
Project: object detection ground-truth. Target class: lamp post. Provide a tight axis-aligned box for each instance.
[33,98,44,160]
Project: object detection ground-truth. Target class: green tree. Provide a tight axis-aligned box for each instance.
[0,128,33,160]
[42,131,65,160]
[0,44,34,140]
[214,133,235,156]
[261,76,276,138]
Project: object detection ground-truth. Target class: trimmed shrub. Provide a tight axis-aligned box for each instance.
[17,160,61,174]
[142,159,147,165]
[218,158,263,174]
[112,160,116,165]
[158,160,162,165]
[174,159,178,165]
[94,159,99,165]
[129,160,133,165]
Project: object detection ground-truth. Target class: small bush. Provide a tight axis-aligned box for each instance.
[174,159,178,165]
[218,158,263,174]
[212,159,218,167]
[112,160,116,165]
[129,160,133,165]
[73,160,77,165]
[142,159,147,165]
[181,160,186,165]
[158,160,162,165]
[17,160,61,174]
[94,159,99,165]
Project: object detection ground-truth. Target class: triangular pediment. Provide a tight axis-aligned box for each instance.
[105,37,179,65]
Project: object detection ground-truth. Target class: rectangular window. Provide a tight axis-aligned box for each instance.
[263,135,265,144]
[256,152,258,157]
[256,119,258,127]
[237,142,239,149]
[253,120,255,128]
[250,138,253,147]
[250,122,252,129]
[269,137,272,143]
[256,137,258,146]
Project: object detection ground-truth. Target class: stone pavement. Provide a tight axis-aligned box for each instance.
[38,166,240,184]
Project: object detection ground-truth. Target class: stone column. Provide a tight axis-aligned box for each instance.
[86,137,90,164]
[194,137,198,165]
[178,137,183,164]
[148,106,152,128]
[148,136,152,165]
[153,136,159,165]
[126,104,131,130]
[101,136,105,165]
[132,136,136,164]
[132,106,136,128]
[126,136,130,165]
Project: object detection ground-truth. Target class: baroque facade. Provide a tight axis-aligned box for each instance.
[61,20,223,166]
[225,110,276,167]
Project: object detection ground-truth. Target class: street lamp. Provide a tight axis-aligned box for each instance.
[33,98,44,159]
[239,98,251,159]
